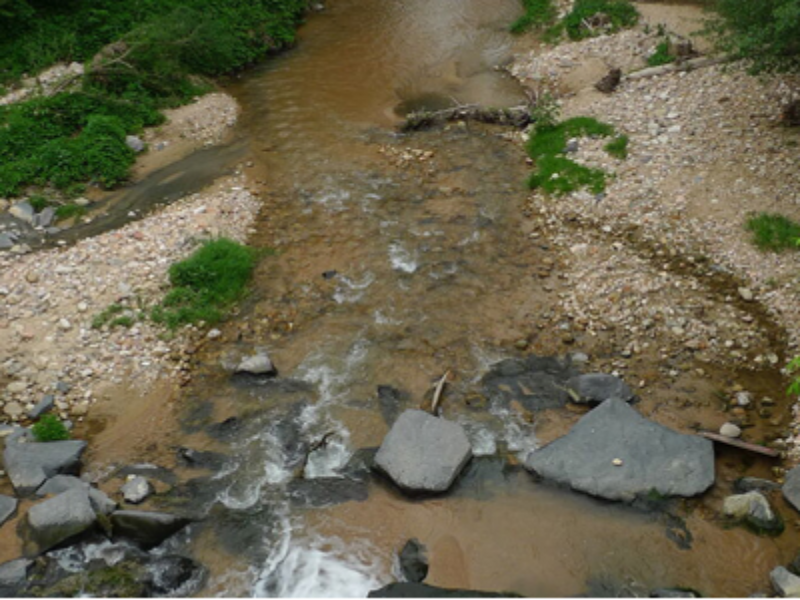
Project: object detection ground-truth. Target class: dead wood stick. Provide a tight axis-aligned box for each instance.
[431,370,450,415]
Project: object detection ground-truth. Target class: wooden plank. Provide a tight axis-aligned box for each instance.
[698,431,781,458]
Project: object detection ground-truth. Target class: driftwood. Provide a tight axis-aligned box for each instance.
[401,104,531,132]
[430,370,450,415]
[625,56,726,81]
[296,431,337,478]
[698,431,781,458]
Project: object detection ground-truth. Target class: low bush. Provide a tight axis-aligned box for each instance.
[745,212,800,251]
[647,40,675,67]
[604,135,629,159]
[561,0,638,40]
[510,0,558,34]
[32,414,70,442]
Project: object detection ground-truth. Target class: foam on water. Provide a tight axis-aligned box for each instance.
[388,242,418,273]
[333,272,375,304]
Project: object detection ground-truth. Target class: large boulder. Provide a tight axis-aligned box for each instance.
[3,433,87,496]
[398,538,428,583]
[565,373,633,405]
[374,410,472,494]
[782,466,800,513]
[37,474,116,515]
[25,488,97,555]
[0,495,17,527]
[369,582,514,597]
[525,399,715,502]
[110,510,192,550]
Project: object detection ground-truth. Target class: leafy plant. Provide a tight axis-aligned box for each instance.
[647,40,675,67]
[151,237,257,329]
[32,414,70,442]
[510,0,558,34]
[745,212,800,252]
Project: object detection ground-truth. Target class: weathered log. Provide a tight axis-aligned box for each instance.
[698,431,781,457]
[625,56,726,81]
[401,104,531,132]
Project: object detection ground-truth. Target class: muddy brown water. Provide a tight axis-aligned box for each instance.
[73,0,800,597]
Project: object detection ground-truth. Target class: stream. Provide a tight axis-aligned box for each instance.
[79,0,800,596]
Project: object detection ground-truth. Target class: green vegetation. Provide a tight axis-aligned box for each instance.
[526,116,624,195]
[550,0,638,41]
[92,303,141,329]
[55,202,88,221]
[151,238,257,329]
[647,40,675,67]
[745,212,800,252]
[710,0,800,74]
[604,134,629,159]
[0,0,308,196]
[510,0,558,34]
[32,414,70,442]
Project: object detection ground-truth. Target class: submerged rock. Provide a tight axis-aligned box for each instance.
[369,582,515,597]
[374,410,472,494]
[525,399,715,502]
[481,355,578,412]
[110,510,191,550]
[564,373,634,405]
[25,488,97,555]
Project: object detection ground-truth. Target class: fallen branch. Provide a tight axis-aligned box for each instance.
[430,370,450,415]
[698,431,780,458]
[625,56,727,81]
[401,104,531,132]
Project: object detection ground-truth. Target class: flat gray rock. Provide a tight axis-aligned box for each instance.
[0,559,32,596]
[37,475,116,515]
[783,466,800,513]
[0,495,17,527]
[110,510,191,549]
[26,487,96,554]
[565,373,633,405]
[374,410,472,494]
[771,567,800,597]
[525,399,715,502]
[235,352,276,376]
[3,434,87,496]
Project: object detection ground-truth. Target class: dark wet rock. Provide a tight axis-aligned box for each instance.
[340,447,378,481]
[0,559,32,597]
[595,68,622,93]
[28,395,54,419]
[782,466,800,513]
[110,510,191,550]
[3,433,87,496]
[206,416,243,441]
[374,410,472,494]
[117,463,178,486]
[377,385,408,426]
[734,477,781,494]
[723,491,783,534]
[0,494,17,526]
[176,447,228,470]
[650,588,700,598]
[121,476,152,504]
[146,555,208,597]
[481,355,579,412]
[235,350,276,376]
[525,399,715,502]
[322,269,338,279]
[771,567,800,597]
[25,488,97,555]
[369,582,515,597]
[399,538,428,583]
[287,476,369,508]
[36,474,116,515]
[565,373,634,405]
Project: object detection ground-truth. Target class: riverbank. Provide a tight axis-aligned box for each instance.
[0,90,257,434]
[509,2,800,459]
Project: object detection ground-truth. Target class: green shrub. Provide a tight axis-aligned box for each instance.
[510,0,558,34]
[647,40,675,67]
[28,195,50,212]
[151,238,257,329]
[55,203,88,221]
[745,212,800,251]
[562,0,638,40]
[32,414,70,442]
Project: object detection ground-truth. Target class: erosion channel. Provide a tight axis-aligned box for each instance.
[78,0,800,596]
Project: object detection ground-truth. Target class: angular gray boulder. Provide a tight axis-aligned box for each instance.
[525,399,715,502]
[3,433,87,496]
[110,510,191,549]
[37,475,117,515]
[25,488,96,555]
[0,495,17,527]
[374,410,472,494]
[565,373,633,405]
[782,466,800,513]
[723,491,783,534]
[0,559,32,596]
[771,567,800,597]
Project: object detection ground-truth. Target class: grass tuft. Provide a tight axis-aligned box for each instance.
[562,0,638,40]
[604,135,629,159]
[647,40,675,67]
[745,213,800,252]
[510,0,558,34]
[32,414,70,442]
